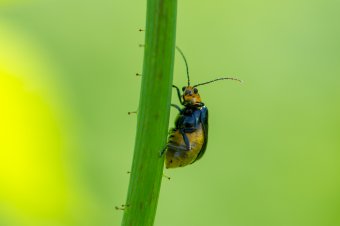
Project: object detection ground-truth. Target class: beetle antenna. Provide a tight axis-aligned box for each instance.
[175,46,190,86]
[193,77,242,87]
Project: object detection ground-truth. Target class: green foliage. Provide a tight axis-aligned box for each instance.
[121,0,178,225]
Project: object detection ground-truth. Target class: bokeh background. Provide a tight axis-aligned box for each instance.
[1,0,340,226]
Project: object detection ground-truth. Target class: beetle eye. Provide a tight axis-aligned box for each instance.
[193,88,198,94]
[182,86,186,92]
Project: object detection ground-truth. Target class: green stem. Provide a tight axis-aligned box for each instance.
[121,0,177,226]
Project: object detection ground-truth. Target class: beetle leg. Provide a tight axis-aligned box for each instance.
[171,104,181,112]
[172,85,184,105]
[160,145,167,157]
[180,129,191,150]
[160,128,179,156]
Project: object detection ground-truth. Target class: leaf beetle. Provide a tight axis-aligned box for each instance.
[161,47,241,168]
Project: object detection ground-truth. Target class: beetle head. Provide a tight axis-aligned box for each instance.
[182,86,202,106]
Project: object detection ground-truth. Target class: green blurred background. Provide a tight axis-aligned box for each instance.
[1,0,340,226]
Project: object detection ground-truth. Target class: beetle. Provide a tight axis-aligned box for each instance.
[161,47,241,169]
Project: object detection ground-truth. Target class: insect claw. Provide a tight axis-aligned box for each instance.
[138,28,145,32]
[128,111,137,115]
[185,144,192,151]
[136,73,142,76]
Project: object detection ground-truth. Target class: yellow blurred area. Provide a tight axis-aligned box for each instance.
[0,22,68,222]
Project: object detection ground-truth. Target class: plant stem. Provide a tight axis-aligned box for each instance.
[121,0,177,226]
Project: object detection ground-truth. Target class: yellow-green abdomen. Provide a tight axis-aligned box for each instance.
[165,124,205,168]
